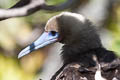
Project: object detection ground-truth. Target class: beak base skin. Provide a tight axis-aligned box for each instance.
[18,32,58,59]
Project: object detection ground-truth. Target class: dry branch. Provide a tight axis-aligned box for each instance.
[0,0,78,21]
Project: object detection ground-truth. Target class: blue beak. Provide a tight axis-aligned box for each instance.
[18,31,59,58]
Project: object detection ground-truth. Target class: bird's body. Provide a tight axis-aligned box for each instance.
[51,48,120,80]
[18,12,120,80]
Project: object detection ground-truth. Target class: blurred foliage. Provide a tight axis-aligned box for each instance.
[26,11,61,25]
[20,49,48,73]
[0,54,35,80]
[107,1,120,56]
[46,0,66,5]
[0,18,32,56]
[0,0,18,8]
[0,0,64,80]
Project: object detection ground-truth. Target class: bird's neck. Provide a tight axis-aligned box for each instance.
[61,44,116,67]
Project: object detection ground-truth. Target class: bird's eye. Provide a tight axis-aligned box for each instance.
[49,31,57,36]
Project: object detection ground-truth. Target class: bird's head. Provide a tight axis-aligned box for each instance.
[18,12,102,58]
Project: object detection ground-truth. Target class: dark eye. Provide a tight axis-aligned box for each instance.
[50,31,57,36]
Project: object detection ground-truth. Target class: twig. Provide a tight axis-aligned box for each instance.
[0,0,78,21]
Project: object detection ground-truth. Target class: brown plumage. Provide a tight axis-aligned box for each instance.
[51,49,120,80]
[18,12,120,80]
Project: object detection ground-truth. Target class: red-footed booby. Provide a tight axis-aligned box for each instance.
[18,12,120,80]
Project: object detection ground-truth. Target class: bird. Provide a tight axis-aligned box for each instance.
[18,12,120,80]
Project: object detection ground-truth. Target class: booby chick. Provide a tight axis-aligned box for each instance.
[18,12,120,80]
